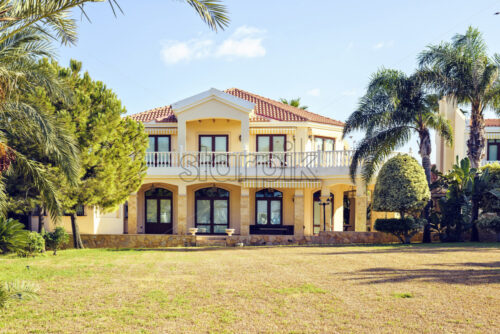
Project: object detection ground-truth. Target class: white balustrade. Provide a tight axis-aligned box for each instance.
[145,150,357,169]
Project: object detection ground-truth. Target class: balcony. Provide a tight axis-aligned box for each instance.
[145,150,356,179]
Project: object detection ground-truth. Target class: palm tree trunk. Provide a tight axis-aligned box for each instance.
[419,129,433,243]
[467,104,486,169]
[38,214,45,233]
[71,212,84,249]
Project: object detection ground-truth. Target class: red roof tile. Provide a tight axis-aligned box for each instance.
[129,88,344,126]
[485,119,500,127]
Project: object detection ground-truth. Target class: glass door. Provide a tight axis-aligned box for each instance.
[256,135,286,166]
[145,188,173,234]
[147,135,171,167]
[199,135,228,166]
[195,187,230,234]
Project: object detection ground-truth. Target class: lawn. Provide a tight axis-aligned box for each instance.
[0,244,499,333]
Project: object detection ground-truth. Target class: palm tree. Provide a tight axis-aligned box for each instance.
[280,97,309,110]
[0,0,229,46]
[342,69,453,242]
[0,27,80,218]
[418,27,500,169]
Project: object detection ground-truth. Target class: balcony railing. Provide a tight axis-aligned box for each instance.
[145,150,355,169]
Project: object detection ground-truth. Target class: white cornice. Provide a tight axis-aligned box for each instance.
[171,88,255,115]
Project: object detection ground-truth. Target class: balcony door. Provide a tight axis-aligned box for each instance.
[199,135,228,166]
[256,135,286,166]
[145,187,173,234]
[195,187,230,234]
[147,135,171,167]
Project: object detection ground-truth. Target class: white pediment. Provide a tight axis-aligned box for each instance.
[171,88,255,116]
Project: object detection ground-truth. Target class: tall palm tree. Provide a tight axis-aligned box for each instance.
[343,69,453,242]
[0,0,229,46]
[418,27,500,169]
[280,97,309,110]
[0,27,80,218]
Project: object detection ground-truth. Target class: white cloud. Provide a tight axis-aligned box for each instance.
[341,89,358,97]
[307,88,321,97]
[161,25,266,64]
[373,40,394,50]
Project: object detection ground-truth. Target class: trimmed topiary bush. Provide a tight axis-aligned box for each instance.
[374,218,426,244]
[44,227,69,255]
[477,216,500,242]
[373,154,430,217]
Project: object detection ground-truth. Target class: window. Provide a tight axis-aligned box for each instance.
[195,187,230,234]
[145,187,173,234]
[256,135,286,165]
[199,135,228,166]
[64,204,85,216]
[314,137,335,151]
[146,135,171,167]
[313,191,334,234]
[255,189,283,225]
[487,139,500,161]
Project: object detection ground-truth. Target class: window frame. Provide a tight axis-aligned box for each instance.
[145,187,173,226]
[256,134,287,166]
[194,187,230,235]
[198,135,229,167]
[147,135,171,167]
[487,139,500,161]
[255,189,283,226]
[313,136,336,151]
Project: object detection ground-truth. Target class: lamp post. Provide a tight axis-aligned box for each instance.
[319,196,331,231]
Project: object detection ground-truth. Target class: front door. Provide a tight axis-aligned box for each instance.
[145,188,173,234]
[195,187,229,234]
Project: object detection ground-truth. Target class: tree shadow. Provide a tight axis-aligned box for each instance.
[337,261,500,285]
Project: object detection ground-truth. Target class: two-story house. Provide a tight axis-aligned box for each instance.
[34,88,380,241]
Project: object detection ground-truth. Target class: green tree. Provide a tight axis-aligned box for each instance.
[39,59,148,248]
[418,27,500,169]
[279,98,309,110]
[373,154,431,218]
[481,162,500,215]
[342,69,453,242]
[0,217,29,253]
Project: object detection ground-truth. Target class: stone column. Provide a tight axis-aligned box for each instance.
[240,188,250,236]
[177,184,187,235]
[332,188,344,231]
[354,179,367,232]
[128,192,138,234]
[294,189,304,237]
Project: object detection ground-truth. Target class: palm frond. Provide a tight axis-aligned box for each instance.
[184,0,230,31]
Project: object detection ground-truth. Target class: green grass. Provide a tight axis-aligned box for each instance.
[0,243,499,333]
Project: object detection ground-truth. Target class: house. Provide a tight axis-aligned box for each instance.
[32,88,386,241]
[435,97,500,172]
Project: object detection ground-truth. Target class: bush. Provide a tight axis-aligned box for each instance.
[0,217,29,254]
[373,154,430,217]
[481,162,500,214]
[0,285,7,308]
[43,227,69,255]
[477,216,500,242]
[18,232,45,257]
[374,217,426,244]
[0,281,40,309]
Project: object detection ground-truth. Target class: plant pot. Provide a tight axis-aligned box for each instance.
[189,228,198,236]
[225,228,235,236]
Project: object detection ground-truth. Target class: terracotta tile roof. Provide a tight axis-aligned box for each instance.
[485,119,500,127]
[225,88,344,126]
[129,88,344,126]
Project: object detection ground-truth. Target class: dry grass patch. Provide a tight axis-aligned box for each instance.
[0,243,499,333]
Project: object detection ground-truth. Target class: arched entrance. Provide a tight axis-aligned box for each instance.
[145,187,173,234]
[195,187,230,234]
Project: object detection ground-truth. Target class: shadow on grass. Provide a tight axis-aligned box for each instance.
[338,261,500,285]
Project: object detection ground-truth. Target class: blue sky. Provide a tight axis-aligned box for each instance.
[58,0,500,160]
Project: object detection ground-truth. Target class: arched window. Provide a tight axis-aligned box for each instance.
[255,189,283,225]
[145,187,173,234]
[313,191,334,234]
[195,187,230,234]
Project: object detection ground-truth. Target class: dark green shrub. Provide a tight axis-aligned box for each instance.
[477,216,500,242]
[18,232,45,257]
[481,163,500,215]
[0,285,7,308]
[374,217,425,244]
[373,154,430,217]
[44,227,69,255]
[0,217,29,254]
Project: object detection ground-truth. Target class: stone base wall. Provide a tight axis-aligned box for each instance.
[70,230,497,249]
